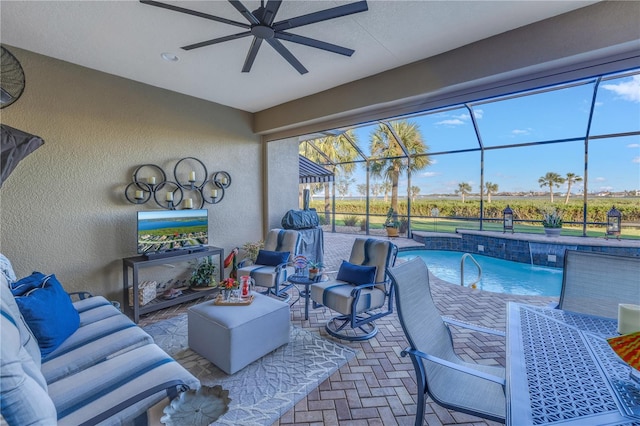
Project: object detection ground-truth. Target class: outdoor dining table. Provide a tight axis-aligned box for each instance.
[506,302,640,425]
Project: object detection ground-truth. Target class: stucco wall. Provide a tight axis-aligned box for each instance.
[0,47,280,303]
[266,138,300,230]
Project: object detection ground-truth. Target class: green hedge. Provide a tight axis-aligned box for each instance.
[309,198,640,223]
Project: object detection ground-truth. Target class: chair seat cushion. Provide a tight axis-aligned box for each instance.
[238,264,294,289]
[311,279,386,315]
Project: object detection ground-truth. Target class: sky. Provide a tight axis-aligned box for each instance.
[331,71,640,196]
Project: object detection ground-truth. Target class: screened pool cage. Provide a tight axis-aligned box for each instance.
[297,69,640,240]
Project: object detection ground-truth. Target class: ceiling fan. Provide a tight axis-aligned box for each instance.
[140,0,368,74]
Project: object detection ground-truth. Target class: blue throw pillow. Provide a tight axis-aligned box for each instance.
[11,272,80,358]
[255,250,290,267]
[337,261,377,285]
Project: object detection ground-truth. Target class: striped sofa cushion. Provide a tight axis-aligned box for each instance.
[51,343,199,426]
[42,312,153,383]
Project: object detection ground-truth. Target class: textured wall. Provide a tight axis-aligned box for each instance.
[0,47,292,303]
[266,138,300,230]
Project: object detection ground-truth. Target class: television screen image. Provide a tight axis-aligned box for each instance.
[137,209,208,255]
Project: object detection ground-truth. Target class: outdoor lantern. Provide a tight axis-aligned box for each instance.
[503,205,514,233]
[606,206,622,239]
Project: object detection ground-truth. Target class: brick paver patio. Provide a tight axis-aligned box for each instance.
[139,232,557,425]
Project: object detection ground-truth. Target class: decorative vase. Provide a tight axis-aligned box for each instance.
[386,227,399,237]
[544,227,562,238]
[223,289,232,301]
[308,269,318,279]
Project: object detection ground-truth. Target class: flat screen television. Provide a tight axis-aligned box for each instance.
[137,209,208,255]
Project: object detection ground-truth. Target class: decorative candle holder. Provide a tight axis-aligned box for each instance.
[124,157,231,210]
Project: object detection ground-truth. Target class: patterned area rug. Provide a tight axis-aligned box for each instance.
[143,314,356,425]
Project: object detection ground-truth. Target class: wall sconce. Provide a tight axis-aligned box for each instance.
[124,157,231,210]
[503,205,514,233]
[606,205,621,239]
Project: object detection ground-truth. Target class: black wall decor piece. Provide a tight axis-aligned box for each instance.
[1,124,44,188]
[125,157,231,209]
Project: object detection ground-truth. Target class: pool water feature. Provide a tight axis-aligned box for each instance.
[398,250,563,296]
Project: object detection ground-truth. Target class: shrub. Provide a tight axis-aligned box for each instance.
[343,215,359,227]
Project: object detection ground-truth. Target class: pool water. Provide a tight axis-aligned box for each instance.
[398,250,563,296]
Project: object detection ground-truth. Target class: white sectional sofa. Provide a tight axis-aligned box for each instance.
[0,257,199,425]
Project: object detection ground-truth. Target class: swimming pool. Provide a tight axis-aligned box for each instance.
[398,250,563,296]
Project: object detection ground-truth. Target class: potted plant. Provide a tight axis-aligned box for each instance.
[190,258,217,288]
[542,208,563,237]
[308,260,324,279]
[220,277,239,300]
[241,240,264,263]
[384,207,399,237]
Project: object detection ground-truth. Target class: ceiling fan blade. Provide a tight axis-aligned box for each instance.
[273,1,368,32]
[262,0,282,26]
[275,32,354,56]
[228,0,260,25]
[182,31,251,50]
[265,38,308,74]
[140,0,249,29]
[242,37,263,73]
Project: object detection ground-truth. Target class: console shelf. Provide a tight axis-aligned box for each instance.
[122,246,224,323]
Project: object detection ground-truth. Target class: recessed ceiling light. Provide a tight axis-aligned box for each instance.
[161,52,179,62]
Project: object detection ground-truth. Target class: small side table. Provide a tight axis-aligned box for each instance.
[288,274,321,320]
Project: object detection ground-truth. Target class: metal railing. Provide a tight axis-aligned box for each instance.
[460,253,482,288]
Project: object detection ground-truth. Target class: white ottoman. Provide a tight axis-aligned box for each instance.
[187,293,290,374]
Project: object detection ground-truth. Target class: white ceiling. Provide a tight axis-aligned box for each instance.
[1,1,598,113]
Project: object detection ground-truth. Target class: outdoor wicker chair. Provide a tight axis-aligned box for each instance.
[388,257,506,425]
[558,250,640,318]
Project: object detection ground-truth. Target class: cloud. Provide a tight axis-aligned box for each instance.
[436,118,465,126]
[595,176,606,182]
[601,75,640,102]
[627,143,640,148]
[473,109,484,119]
[422,171,440,177]
[511,128,532,136]
[633,156,640,164]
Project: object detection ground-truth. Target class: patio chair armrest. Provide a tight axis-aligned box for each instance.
[238,259,253,268]
[442,317,506,337]
[274,261,292,273]
[349,279,388,296]
[401,347,505,386]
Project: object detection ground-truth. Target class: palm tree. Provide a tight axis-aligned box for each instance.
[371,183,381,199]
[455,182,472,202]
[485,182,498,203]
[564,173,583,204]
[356,183,367,200]
[410,185,420,202]
[369,120,431,213]
[538,172,565,203]
[380,181,391,203]
[300,131,359,220]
